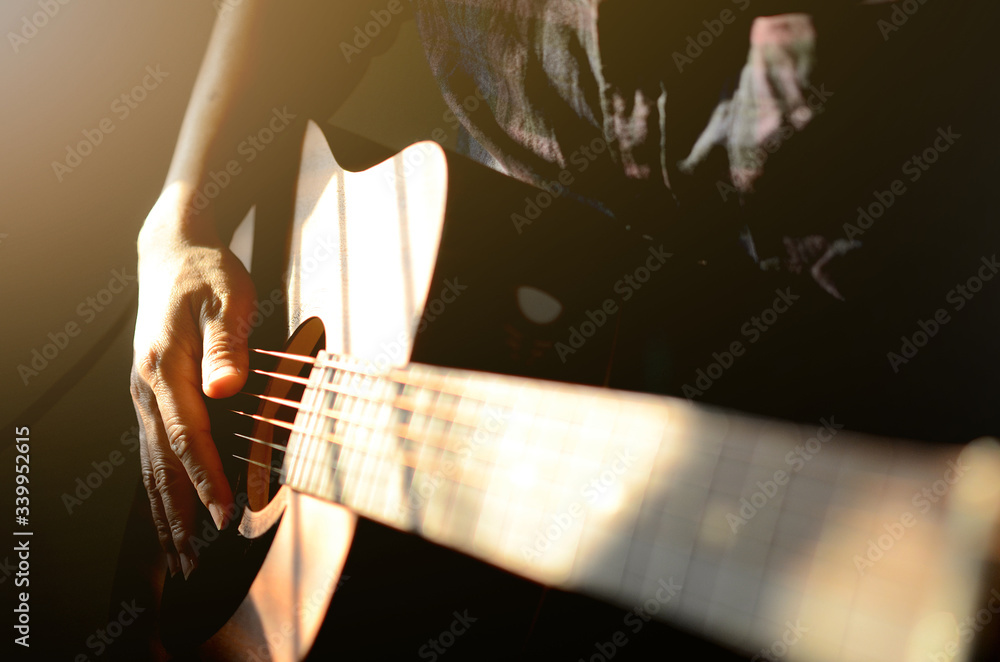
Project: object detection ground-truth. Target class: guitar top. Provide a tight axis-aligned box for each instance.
[114,121,1000,662]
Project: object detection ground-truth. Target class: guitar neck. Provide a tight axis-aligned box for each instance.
[280,350,1000,662]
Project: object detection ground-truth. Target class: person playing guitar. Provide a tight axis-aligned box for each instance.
[127,1,999,659]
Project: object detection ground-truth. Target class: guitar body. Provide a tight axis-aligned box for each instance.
[195,123,494,662]
[195,122,452,662]
[114,121,653,661]
[112,122,1000,662]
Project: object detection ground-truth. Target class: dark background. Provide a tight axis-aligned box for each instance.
[1,0,999,660]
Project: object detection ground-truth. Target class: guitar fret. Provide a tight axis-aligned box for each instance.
[394,383,417,527]
[627,441,716,618]
[571,401,659,597]
[496,381,541,561]
[255,121,1000,662]
[617,408,677,604]
[414,382,445,533]
[286,364,329,494]
[277,353,999,662]
[461,381,500,552]
[329,365,349,495]
[379,381,404,519]
[303,367,324,498]
[356,375,385,516]
[341,371,367,510]
[527,387,580,571]
[434,388,466,538]
[355,373,383,510]
[674,417,745,634]
[320,367,345,501]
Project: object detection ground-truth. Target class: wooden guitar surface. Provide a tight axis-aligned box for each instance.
[201,123,451,661]
[115,122,1000,662]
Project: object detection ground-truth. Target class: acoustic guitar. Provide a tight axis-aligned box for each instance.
[114,120,1000,662]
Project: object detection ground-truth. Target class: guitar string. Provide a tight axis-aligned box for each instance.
[231,359,627,505]
[251,350,628,486]
[250,362,522,477]
[234,379,971,658]
[252,367,512,420]
[247,385,511,451]
[230,399,604,503]
[254,348,530,407]
[351,373,401,513]
[333,364,399,506]
[303,359,334,499]
[247,353,936,631]
[251,347,590,513]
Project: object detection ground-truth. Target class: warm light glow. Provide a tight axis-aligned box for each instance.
[907,611,959,662]
[510,463,538,490]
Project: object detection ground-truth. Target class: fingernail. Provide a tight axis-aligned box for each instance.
[166,552,181,577]
[209,503,227,531]
[179,552,196,579]
[208,365,240,385]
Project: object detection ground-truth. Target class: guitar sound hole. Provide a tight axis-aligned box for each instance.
[160,322,329,654]
[243,318,326,513]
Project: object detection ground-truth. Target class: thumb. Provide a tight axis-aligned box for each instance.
[201,305,251,399]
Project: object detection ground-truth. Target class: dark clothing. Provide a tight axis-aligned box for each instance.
[411,0,1000,445]
[319,3,1000,661]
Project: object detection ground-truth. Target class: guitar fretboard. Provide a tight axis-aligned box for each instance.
[279,351,1000,662]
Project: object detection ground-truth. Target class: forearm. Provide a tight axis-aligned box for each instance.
[157,3,272,244]
[142,0,401,248]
